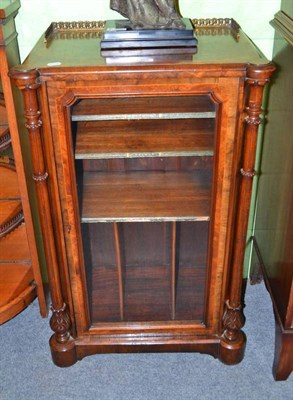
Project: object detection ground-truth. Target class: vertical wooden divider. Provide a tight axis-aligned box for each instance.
[113,222,124,321]
[171,221,177,320]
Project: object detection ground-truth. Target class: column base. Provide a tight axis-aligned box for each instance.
[49,334,77,368]
[219,331,246,365]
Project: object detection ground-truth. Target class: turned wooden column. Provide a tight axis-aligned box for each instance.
[219,63,276,364]
[9,68,77,367]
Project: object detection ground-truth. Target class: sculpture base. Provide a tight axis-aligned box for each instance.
[103,52,196,65]
[102,18,196,41]
[101,19,197,63]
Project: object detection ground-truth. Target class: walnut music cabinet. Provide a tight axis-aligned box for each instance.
[10,19,275,367]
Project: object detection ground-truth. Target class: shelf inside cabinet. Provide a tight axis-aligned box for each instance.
[71,95,217,122]
[74,118,215,159]
[79,170,211,222]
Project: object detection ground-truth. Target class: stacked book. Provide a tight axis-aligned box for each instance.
[101,19,197,64]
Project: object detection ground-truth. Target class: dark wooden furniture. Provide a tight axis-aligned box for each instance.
[0,0,46,324]
[10,19,274,367]
[252,2,293,381]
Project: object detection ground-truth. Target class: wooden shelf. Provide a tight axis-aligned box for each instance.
[72,95,216,122]
[75,118,215,159]
[80,170,211,222]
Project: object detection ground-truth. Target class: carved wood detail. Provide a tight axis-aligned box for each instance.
[9,69,64,310]
[32,172,49,182]
[240,168,256,178]
[228,63,275,310]
[9,69,76,360]
[218,63,275,359]
[222,300,245,342]
[50,303,71,344]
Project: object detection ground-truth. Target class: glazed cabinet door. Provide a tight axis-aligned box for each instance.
[72,94,214,325]
[43,71,244,363]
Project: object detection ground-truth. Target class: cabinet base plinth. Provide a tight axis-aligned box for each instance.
[47,334,248,367]
[49,334,77,368]
[219,331,246,365]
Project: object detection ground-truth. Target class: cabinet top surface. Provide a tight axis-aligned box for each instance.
[17,19,270,74]
[0,0,20,20]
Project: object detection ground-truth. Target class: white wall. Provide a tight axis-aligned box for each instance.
[16,0,280,61]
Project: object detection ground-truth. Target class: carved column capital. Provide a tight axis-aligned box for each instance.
[9,68,40,90]
[245,77,270,87]
[246,63,276,85]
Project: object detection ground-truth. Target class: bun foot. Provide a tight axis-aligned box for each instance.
[219,330,246,365]
[49,334,77,367]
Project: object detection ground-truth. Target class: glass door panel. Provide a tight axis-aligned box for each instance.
[71,94,217,326]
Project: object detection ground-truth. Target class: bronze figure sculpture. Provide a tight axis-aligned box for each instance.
[110,0,186,29]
